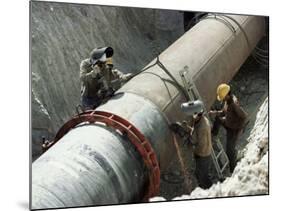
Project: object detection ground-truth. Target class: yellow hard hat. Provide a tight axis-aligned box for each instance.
[106,57,113,65]
[217,83,230,101]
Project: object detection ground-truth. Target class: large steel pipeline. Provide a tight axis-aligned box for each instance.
[32,14,265,209]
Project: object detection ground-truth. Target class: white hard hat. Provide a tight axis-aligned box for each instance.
[90,47,114,65]
[181,100,204,116]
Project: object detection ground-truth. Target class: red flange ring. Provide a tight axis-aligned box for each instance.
[52,110,160,201]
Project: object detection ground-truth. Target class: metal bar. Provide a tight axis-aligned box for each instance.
[216,150,223,159]
[211,149,223,179]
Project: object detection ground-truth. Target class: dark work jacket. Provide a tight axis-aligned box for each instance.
[223,95,248,130]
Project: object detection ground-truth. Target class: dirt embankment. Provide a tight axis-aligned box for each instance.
[31,2,185,159]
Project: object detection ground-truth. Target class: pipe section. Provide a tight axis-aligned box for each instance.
[32,14,265,209]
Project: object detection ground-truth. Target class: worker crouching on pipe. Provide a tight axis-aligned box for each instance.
[79,46,133,110]
[209,84,249,173]
[171,100,213,189]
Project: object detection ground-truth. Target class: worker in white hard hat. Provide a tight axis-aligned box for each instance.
[171,100,213,189]
[79,47,133,110]
[209,83,248,173]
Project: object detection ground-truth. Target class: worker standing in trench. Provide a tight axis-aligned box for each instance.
[79,47,132,110]
[209,83,248,173]
[171,100,213,189]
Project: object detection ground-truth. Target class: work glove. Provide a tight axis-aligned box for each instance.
[98,87,115,99]
[209,110,225,118]
[183,136,193,147]
[170,122,189,138]
[122,73,133,81]
[182,121,193,136]
[90,68,101,79]
[106,87,115,96]
[98,88,108,98]
[208,110,218,118]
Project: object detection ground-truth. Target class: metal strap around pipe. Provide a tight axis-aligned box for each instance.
[50,110,160,201]
[140,56,189,101]
[200,15,236,33]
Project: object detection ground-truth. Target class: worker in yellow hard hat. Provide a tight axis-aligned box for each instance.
[216,83,231,101]
[209,83,248,173]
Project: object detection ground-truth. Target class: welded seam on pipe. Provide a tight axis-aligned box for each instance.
[87,150,124,202]
[47,158,98,202]
[137,71,183,112]
[116,91,174,127]
[144,56,189,100]
[33,183,67,207]
[200,16,236,33]
[119,68,184,119]
[74,146,127,202]
[192,16,250,81]
[221,14,253,50]
[161,91,181,112]
[223,16,267,68]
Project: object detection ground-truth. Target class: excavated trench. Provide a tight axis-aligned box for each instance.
[31,1,268,204]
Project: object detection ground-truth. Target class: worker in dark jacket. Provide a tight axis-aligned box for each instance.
[171,100,213,189]
[209,83,248,173]
[80,47,132,110]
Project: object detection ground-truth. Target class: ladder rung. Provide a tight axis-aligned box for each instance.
[221,162,229,173]
[216,141,223,148]
[216,150,223,159]
[180,69,229,178]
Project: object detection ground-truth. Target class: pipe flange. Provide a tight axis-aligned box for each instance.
[52,110,160,201]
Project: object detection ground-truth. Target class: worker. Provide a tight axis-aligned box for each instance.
[80,47,132,110]
[171,100,213,189]
[209,83,248,173]
[42,136,52,153]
